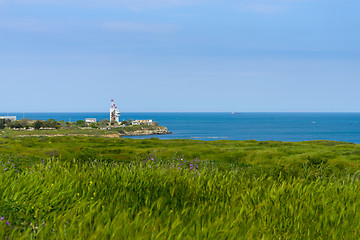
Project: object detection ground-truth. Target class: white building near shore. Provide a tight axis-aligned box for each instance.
[132,119,153,125]
[85,118,97,124]
[0,116,17,122]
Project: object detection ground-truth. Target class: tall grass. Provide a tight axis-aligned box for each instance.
[1,137,360,172]
[2,154,360,239]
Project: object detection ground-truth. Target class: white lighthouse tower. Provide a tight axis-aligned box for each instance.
[110,99,121,123]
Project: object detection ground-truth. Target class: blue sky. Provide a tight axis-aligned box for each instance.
[0,0,359,112]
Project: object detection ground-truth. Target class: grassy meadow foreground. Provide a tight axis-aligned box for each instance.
[1,134,360,239]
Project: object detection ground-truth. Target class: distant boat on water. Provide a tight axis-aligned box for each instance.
[231,112,241,115]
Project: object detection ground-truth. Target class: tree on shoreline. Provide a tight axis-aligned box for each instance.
[76,120,86,127]
[44,119,61,129]
[34,120,43,130]
[98,119,110,128]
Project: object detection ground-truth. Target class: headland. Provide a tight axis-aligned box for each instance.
[0,117,171,138]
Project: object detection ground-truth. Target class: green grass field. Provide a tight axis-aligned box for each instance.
[1,135,360,239]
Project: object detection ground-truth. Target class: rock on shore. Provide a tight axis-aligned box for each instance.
[119,126,171,136]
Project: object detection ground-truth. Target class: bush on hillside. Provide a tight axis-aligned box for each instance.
[44,119,61,129]
[76,120,86,127]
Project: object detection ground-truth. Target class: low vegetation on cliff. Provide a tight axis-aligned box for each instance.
[0,118,169,137]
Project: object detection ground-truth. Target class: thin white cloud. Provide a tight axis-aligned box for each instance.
[167,13,199,18]
[0,0,314,12]
[236,0,314,14]
[0,17,177,35]
[100,22,178,34]
[0,19,50,32]
[0,0,205,10]
[240,4,289,13]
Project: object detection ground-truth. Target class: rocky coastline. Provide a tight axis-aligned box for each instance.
[119,126,171,136]
[3,125,171,138]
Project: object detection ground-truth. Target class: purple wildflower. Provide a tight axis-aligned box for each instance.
[6,221,10,225]
[0,217,4,220]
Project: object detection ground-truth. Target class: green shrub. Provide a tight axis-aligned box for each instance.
[76,120,86,127]
[33,120,43,130]
[44,119,60,129]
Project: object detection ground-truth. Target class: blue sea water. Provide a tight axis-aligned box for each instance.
[1,112,360,143]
